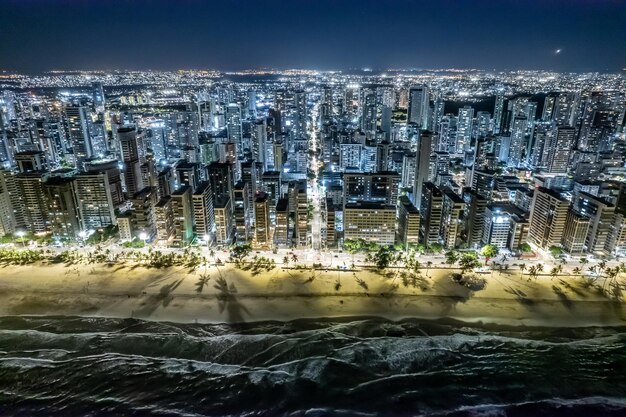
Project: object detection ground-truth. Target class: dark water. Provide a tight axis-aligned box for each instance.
[1,316,626,416]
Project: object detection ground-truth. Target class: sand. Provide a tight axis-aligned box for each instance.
[0,261,624,327]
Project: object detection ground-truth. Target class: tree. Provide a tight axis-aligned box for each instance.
[230,243,252,262]
[283,256,289,266]
[549,246,563,259]
[372,246,393,270]
[580,257,589,270]
[445,250,459,265]
[480,244,499,264]
[519,263,526,278]
[550,266,559,280]
[520,243,532,253]
[458,254,480,274]
[429,243,443,254]
[343,239,361,254]
[291,253,299,263]
[536,263,544,274]
[528,265,539,281]
[572,267,581,277]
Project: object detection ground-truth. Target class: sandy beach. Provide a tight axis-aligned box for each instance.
[0,261,624,327]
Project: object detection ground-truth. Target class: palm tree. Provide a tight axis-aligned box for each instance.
[572,266,581,277]
[519,263,526,278]
[291,253,299,263]
[580,257,589,270]
[425,261,433,277]
[283,255,289,266]
[550,266,559,280]
[528,265,538,281]
[536,263,544,274]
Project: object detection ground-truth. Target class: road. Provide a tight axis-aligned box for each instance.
[307,97,322,252]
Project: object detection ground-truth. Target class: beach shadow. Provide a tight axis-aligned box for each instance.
[558,279,587,298]
[504,285,535,306]
[429,274,479,315]
[552,285,573,310]
[195,274,211,293]
[214,276,250,323]
[133,279,184,318]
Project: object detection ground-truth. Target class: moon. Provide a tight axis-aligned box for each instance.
[555,49,562,54]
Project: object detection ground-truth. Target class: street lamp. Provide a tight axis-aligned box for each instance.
[78,230,88,246]
[15,230,26,248]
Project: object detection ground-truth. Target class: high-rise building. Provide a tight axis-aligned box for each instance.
[274,198,290,247]
[65,104,93,169]
[208,161,234,202]
[15,172,49,233]
[397,195,420,249]
[192,181,215,240]
[507,116,527,167]
[226,104,243,151]
[344,202,396,245]
[546,126,576,174]
[407,86,429,128]
[0,169,18,235]
[92,82,105,114]
[233,181,250,241]
[154,197,175,246]
[456,106,474,153]
[171,185,194,247]
[527,187,569,249]
[343,171,400,206]
[118,126,144,198]
[44,177,80,240]
[214,196,234,245]
[464,190,489,249]
[493,93,504,134]
[420,182,443,246]
[441,187,465,249]
[562,209,590,255]
[253,192,271,248]
[574,192,615,255]
[75,172,116,230]
[413,131,432,208]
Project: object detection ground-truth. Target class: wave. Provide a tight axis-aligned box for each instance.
[1,316,626,416]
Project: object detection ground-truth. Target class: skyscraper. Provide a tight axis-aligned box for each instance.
[527,187,569,249]
[546,126,576,174]
[407,86,429,128]
[413,131,432,208]
[65,104,93,169]
[456,106,474,153]
[118,126,144,197]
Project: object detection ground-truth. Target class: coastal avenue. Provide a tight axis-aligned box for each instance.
[307,97,322,253]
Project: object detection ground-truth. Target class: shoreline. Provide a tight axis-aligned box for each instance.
[0,262,624,328]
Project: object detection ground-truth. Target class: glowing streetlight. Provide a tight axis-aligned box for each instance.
[15,230,26,248]
[139,232,148,246]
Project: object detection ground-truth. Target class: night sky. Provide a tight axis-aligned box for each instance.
[0,0,624,73]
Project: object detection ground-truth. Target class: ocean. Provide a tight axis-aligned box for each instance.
[1,316,625,416]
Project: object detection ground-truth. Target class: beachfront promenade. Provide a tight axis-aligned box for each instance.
[0,243,625,327]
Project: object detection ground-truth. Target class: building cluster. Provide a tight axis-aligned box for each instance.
[0,69,625,256]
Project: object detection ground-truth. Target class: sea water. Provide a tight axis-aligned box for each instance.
[0,316,625,416]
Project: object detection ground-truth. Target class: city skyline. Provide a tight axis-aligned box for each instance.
[1,0,625,73]
[2,1,626,415]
